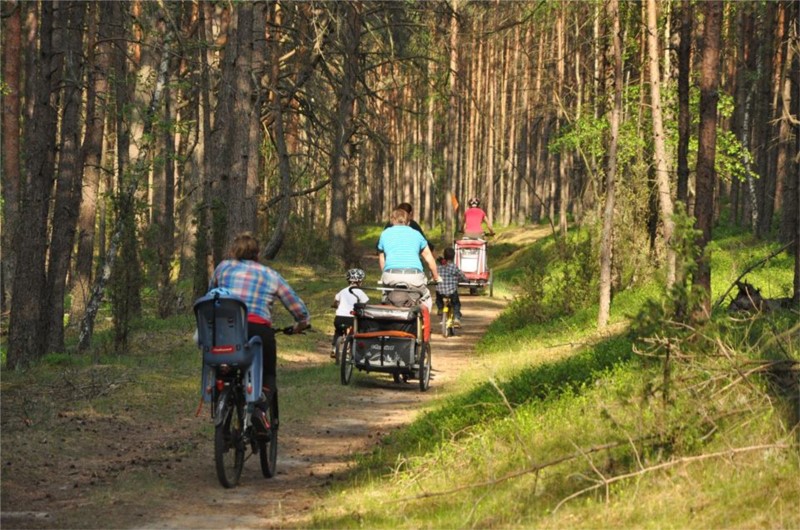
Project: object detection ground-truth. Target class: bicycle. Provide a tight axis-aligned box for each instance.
[194,291,306,488]
[440,295,456,337]
[333,322,353,366]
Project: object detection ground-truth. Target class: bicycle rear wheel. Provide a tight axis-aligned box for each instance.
[340,338,354,385]
[441,310,449,337]
[419,342,431,391]
[214,390,245,488]
[258,390,279,478]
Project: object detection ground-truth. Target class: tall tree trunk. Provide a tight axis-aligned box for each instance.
[46,1,87,353]
[598,0,622,330]
[445,0,459,241]
[646,0,677,288]
[676,0,692,206]
[693,0,723,318]
[70,1,111,325]
[755,2,777,238]
[8,1,58,369]
[1,0,22,314]
[329,1,362,264]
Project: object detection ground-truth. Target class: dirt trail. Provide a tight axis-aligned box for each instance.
[139,295,507,529]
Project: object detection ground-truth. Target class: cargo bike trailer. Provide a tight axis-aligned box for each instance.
[339,285,432,391]
[454,238,493,296]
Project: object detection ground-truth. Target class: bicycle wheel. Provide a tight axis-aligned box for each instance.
[214,390,245,488]
[334,335,344,365]
[418,342,431,392]
[258,391,279,478]
[441,310,449,337]
[340,337,353,385]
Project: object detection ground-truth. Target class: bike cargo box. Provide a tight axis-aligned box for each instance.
[354,304,418,335]
[353,335,416,367]
[194,293,257,367]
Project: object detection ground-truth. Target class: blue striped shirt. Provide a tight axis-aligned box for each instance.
[377,225,428,271]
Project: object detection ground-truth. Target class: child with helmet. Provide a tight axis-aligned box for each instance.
[331,268,369,357]
[461,197,495,239]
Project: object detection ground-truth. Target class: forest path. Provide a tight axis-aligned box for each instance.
[140,294,507,529]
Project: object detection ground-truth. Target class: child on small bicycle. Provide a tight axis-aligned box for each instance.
[331,268,369,357]
[435,247,467,326]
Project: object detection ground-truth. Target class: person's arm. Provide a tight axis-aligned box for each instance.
[483,210,495,235]
[275,276,311,331]
[421,246,439,281]
[378,252,386,271]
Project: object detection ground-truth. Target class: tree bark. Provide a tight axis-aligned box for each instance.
[69,1,111,324]
[329,1,362,264]
[646,0,677,288]
[598,0,622,330]
[8,1,58,369]
[46,1,87,353]
[1,0,22,314]
[692,0,723,317]
[676,0,692,206]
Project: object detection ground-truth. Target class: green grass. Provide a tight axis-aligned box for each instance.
[307,223,799,529]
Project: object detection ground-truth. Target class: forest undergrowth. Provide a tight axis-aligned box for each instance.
[309,222,799,529]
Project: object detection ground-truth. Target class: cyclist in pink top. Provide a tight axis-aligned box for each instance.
[461,197,495,239]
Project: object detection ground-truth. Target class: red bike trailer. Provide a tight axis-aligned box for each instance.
[454,238,493,296]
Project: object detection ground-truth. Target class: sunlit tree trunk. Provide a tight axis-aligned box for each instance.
[598,0,622,330]
[646,0,676,288]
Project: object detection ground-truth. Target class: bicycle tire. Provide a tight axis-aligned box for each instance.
[214,389,245,488]
[441,311,449,337]
[340,337,353,385]
[419,342,431,391]
[334,335,344,365]
[258,390,279,478]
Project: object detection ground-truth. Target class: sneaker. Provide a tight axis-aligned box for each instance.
[453,318,462,328]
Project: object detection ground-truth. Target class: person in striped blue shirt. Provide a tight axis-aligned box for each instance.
[377,208,440,311]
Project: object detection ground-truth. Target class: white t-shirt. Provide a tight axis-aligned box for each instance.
[335,286,369,317]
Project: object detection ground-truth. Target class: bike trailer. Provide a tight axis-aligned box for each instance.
[352,304,421,368]
[193,292,263,403]
[454,239,489,281]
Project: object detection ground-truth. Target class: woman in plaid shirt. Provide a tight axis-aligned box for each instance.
[210,232,310,403]
[435,247,468,326]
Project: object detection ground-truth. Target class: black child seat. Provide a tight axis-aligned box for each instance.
[351,302,421,368]
[193,292,263,404]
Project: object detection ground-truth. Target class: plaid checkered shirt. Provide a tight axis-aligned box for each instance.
[210,259,310,326]
[436,262,467,296]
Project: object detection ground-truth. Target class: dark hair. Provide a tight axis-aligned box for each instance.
[444,247,455,261]
[396,202,413,215]
[228,232,260,261]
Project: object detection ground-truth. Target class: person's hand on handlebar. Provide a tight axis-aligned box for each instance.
[292,321,310,335]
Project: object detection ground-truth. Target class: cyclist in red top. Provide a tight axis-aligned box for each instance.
[461,197,495,239]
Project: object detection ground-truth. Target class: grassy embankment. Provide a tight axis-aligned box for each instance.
[307,223,799,528]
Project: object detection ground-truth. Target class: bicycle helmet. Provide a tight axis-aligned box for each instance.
[207,287,233,298]
[346,268,366,283]
[468,197,480,207]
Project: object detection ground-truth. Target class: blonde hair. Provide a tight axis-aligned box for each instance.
[228,231,260,261]
[390,208,410,226]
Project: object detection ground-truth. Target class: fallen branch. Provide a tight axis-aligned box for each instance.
[553,443,791,512]
[712,242,793,311]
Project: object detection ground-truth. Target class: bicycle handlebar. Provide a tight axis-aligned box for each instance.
[279,324,313,335]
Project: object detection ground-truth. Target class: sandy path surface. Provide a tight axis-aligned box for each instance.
[140,295,507,529]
